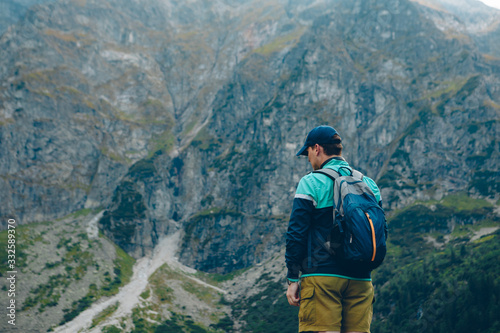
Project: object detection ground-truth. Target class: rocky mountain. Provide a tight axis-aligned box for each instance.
[0,0,55,34]
[414,0,500,58]
[0,0,499,331]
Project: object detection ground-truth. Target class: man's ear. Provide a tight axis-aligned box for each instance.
[314,144,321,155]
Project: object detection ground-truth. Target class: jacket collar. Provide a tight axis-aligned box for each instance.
[320,156,347,169]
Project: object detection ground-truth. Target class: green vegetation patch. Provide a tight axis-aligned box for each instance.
[192,127,223,151]
[140,288,151,300]
[148,129,176,156]
[59,244,133,326]
[128,156,158,179]
[388,193,496,249]
[101,243,135,296]
[102,325,123,333]
[22,273,66,312]
[57,239,133,325]
[377,170,401,189]
[456,75,481,102]
[91,302,119,328]
[149,273,174,304]
[439,193,493,212]
[181,279,219,304]
[371,232,500,333]
[209,315,235,332]
[253,27,306,56]
[232,280,298,333]
[100,147,128,163]
[183,208,242,246]
[60,283,99,325]
[193,266,250,285]
[469,170,500,197]
[99,181,147,246]
[69,208,95,219]
[428,75,480,116]
[424,77,470,101]
[149,268,175,304]
[152,312,214,333]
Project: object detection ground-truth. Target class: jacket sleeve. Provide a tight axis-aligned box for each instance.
[285,193,315,280]
[362,176,383,207]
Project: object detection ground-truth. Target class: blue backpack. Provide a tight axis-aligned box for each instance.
[314,167,388,270]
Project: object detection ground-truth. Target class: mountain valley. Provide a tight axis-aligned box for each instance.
[0,0,499,331]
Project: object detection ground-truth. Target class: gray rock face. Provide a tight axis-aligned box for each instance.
[0,0,55,35]
[416,0,500,61]
[0,0,498,271]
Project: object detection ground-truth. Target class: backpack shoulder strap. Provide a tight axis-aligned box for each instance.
[351,169,364,180]
[313,168,344,233]
[313,168,340,181]
[314,167,364,181]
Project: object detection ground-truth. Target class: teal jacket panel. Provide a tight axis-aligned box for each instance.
[295,158,382,208]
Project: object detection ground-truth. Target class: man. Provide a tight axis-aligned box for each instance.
[285,125,382,333]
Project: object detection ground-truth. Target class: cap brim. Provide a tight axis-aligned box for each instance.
[296,145,308,156]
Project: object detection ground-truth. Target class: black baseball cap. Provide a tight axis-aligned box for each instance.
[296,125,341,156]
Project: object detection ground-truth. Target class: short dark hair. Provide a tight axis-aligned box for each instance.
[320,134,342,156]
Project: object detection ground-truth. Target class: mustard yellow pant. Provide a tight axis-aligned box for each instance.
[299,276,374,333]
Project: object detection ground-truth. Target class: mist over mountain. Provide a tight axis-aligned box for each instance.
[0,0,499,332]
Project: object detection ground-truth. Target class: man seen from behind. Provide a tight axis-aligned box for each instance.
[285,125,383,333]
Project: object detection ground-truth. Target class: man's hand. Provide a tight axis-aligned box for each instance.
[286,282,300,306]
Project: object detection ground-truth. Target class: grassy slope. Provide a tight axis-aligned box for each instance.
[0,209,135,332]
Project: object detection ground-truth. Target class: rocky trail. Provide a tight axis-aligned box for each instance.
[54,215,225,333]
[470,226,499,242]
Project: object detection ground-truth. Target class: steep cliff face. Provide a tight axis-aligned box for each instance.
[0,0,243,226]
[1,0,499,270]
[177,0,500,270]
[0,0,55,34]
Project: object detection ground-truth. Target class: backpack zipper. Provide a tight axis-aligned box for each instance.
[365,212,377,261]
